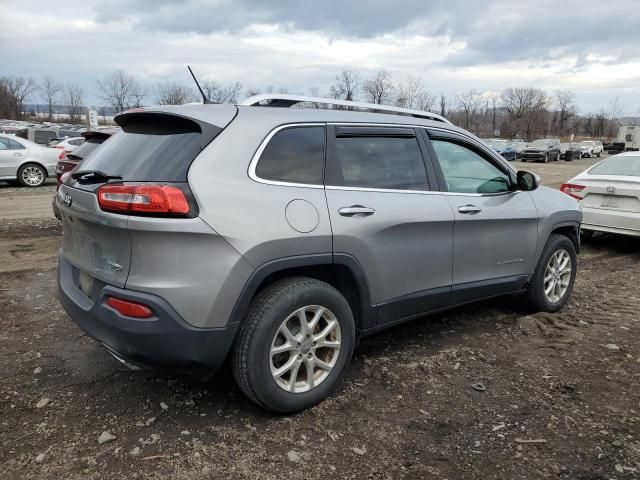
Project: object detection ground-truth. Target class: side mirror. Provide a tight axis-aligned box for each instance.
[517,170,540,191]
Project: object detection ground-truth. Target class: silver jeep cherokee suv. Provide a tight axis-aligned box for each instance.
[57,94,581,413]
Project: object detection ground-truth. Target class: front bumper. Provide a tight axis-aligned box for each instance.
[521,151,546,161]
[58,252,238,378]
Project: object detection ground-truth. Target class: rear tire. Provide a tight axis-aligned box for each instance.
[524,234,577,313]
[232,277,355,413]
[18,163,46,187]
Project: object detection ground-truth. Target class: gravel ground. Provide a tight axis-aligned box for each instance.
[1,157,639,479]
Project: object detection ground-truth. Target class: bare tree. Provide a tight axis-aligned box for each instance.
[439,93,447,117]
[330,69,360,101]
[607,97,624,139]
[0,76,36,119]
[362,70,394,104]
[501,87,548,140]
[246,87,261,97]
[130,82,147,108]
[552,89,577,137]
[201,80,242,103]
[65,84,84,123]
[455,89,482,130]
[40,76,63,121]
[96,70,142,113]
[155,82,196,105]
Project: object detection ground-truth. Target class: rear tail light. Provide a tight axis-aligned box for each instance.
[106,296,153,319]
[97,184,191,216]
[58,150,67,160]
[560,183,585,200]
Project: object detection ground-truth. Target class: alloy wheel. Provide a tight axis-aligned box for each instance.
[21,166,44,186]
[543,249,572,303]
[269,305,341,393]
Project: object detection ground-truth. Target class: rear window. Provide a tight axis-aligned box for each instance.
[68,137,106,160]
[77,114,207,182]
[589,156,640,177]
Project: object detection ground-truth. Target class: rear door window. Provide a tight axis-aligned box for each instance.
[255,126,325,184]
[326,127,428,191]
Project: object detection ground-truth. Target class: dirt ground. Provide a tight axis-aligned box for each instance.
[1,158,639,480]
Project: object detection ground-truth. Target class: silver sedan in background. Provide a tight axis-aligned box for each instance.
[0,134,59,187]
[561,152,640,237]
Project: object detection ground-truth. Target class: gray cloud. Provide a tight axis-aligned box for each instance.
[1,0,640,113]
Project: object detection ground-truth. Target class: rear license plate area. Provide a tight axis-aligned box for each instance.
[78,271,95,299]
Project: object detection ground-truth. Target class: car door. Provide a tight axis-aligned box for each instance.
[423,129,539,305]
[324,125,454,327]
[0,137,26,177]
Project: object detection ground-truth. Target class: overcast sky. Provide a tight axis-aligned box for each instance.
[2,0,639,114]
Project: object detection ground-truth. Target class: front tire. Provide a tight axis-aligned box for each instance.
[18,163,46,187]
[543,153,549,163]
[524,234,577,312]
[232,277,355,413]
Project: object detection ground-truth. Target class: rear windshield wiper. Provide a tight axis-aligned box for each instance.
[71,170,123,183]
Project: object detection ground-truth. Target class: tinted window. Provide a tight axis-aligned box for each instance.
[68,138,105,160]
[8,139,25,150]
[432,140,511,194]
[256,127,325,184]
[0,138,8,150]
[78,116,205,182]
[34,130,57,144]
[329,134,428,190]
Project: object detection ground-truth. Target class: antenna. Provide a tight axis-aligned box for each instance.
[187,66,210,104]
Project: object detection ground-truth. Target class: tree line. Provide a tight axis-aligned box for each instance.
[0,69,631,140]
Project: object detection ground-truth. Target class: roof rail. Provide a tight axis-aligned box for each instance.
[239,94,452,124]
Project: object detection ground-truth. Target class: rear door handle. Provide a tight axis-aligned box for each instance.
[338,205,375,217]
[11,152,22,156]
[458,205,482,214]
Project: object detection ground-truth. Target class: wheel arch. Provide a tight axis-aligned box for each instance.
[550,222,580,253]
[17,160,49,178]
[228,253,374,335]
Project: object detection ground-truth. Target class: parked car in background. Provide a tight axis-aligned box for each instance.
[0,134,58,187]
[55,94,581,413]
[52,130,116,219]
[510,139,527,158]
[560,142,582,161]
[521,138,561,163]
[579,140,603,158]
[50,137,85,153]
[561,152,640,237]
[482,139,518,161]
[616,126,640,151]
[15,127,59,146]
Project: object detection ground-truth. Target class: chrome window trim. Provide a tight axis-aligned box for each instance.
[248,122,326,189]
[248,122,519,197]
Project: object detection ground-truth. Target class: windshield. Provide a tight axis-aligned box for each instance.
[589,156,640,176]
[531,140,550,145]
[580,141,594,146]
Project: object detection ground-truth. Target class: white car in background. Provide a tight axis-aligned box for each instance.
[50,137,85,153]
[561,152,640,237]
[0,135,59,187]
[579,140,603,158]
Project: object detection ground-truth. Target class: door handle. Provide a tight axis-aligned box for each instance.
[458,205,482,214]
[338,205,375,217]
[11,152,22,156]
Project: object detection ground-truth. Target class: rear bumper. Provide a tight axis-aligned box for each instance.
[58,252,238,378]
[581,207,640,237]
